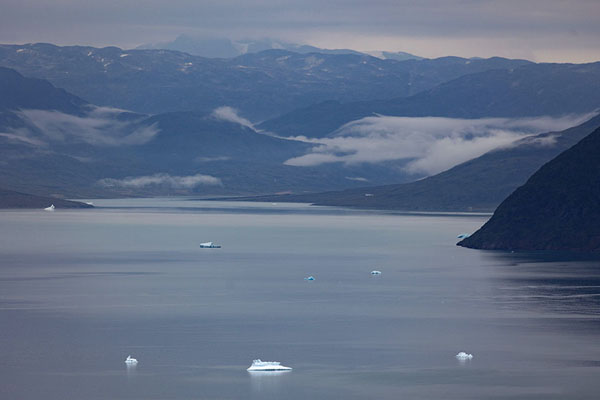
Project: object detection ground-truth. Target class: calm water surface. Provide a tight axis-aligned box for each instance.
[1,199,599,399]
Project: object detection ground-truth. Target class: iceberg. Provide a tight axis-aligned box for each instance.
[304,276,315,281]
[44,204,55,211]
[455,352,473,360]
[457,233,471,239]
[371,270,382,275]
[199,241,221,248]
[124,355,138,365]
[247,359,292,371]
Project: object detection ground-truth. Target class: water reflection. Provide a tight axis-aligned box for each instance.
[456,358,472,366]
[483,251,600,316]
[248,370,292,393]
[126,363,137,378]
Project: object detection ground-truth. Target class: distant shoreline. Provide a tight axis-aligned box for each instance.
[0,188,93,209]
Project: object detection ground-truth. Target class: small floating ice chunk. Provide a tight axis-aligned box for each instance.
[304,276,315,281]
[457,233,471,239]
[44,204,55,211]
[371,270,382,275]
[199,241,221,248]
[455,351,473,360]
[124,355,138,365]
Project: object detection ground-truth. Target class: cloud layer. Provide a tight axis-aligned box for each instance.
[284,114,595,175]
[2,1,600,62]
[98,173,222,188]
[14,106,159,146]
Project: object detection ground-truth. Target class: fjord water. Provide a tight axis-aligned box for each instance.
[1,200,600,400]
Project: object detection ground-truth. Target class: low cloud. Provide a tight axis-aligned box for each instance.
[0,131,47,146]
[98,173,222,188]
[211,106,255,130]
[194,155,231,163]
[13,106,159,146]
[345,176,369,182]
[284,114,595,175]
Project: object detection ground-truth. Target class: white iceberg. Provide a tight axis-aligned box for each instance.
[455,351,473,360]
[304,276,315,281]
[371,270,382,275]
[44,204,55,211]
[247,359,292,371]
[124,355,138,365]
[199,241,221,248]
[457,233,471,239]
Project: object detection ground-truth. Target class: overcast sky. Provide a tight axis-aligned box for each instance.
[1,0,599,62]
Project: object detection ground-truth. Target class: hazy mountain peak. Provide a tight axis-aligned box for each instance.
[135,34,418,59]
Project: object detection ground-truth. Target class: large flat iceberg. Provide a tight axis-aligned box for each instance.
[247,359,292,371]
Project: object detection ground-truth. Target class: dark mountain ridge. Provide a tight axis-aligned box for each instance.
[458,126,600,252]
[0,66,87,114]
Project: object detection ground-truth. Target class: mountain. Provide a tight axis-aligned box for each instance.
[137,35,367,58]
[260,62,600,137]
[0,66,90,141]
[369,51,425,61]
[0,187,92,209]
[240,113,600,212]
[1,108,420,198]
[0,66,86,114]
[137,35,242,58]
[0,68,423,198]
[0,67,150,197]
[0,43,530,119]
[458,126,600,252]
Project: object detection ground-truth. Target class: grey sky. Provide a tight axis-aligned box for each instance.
[1,0,599,62]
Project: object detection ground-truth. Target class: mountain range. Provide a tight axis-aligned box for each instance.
[0,43,530,119]
[0,67,423,199]
[136,35,374,59]
[2,43,600,212]
[260,62,600,137]
[137,35,425,62]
